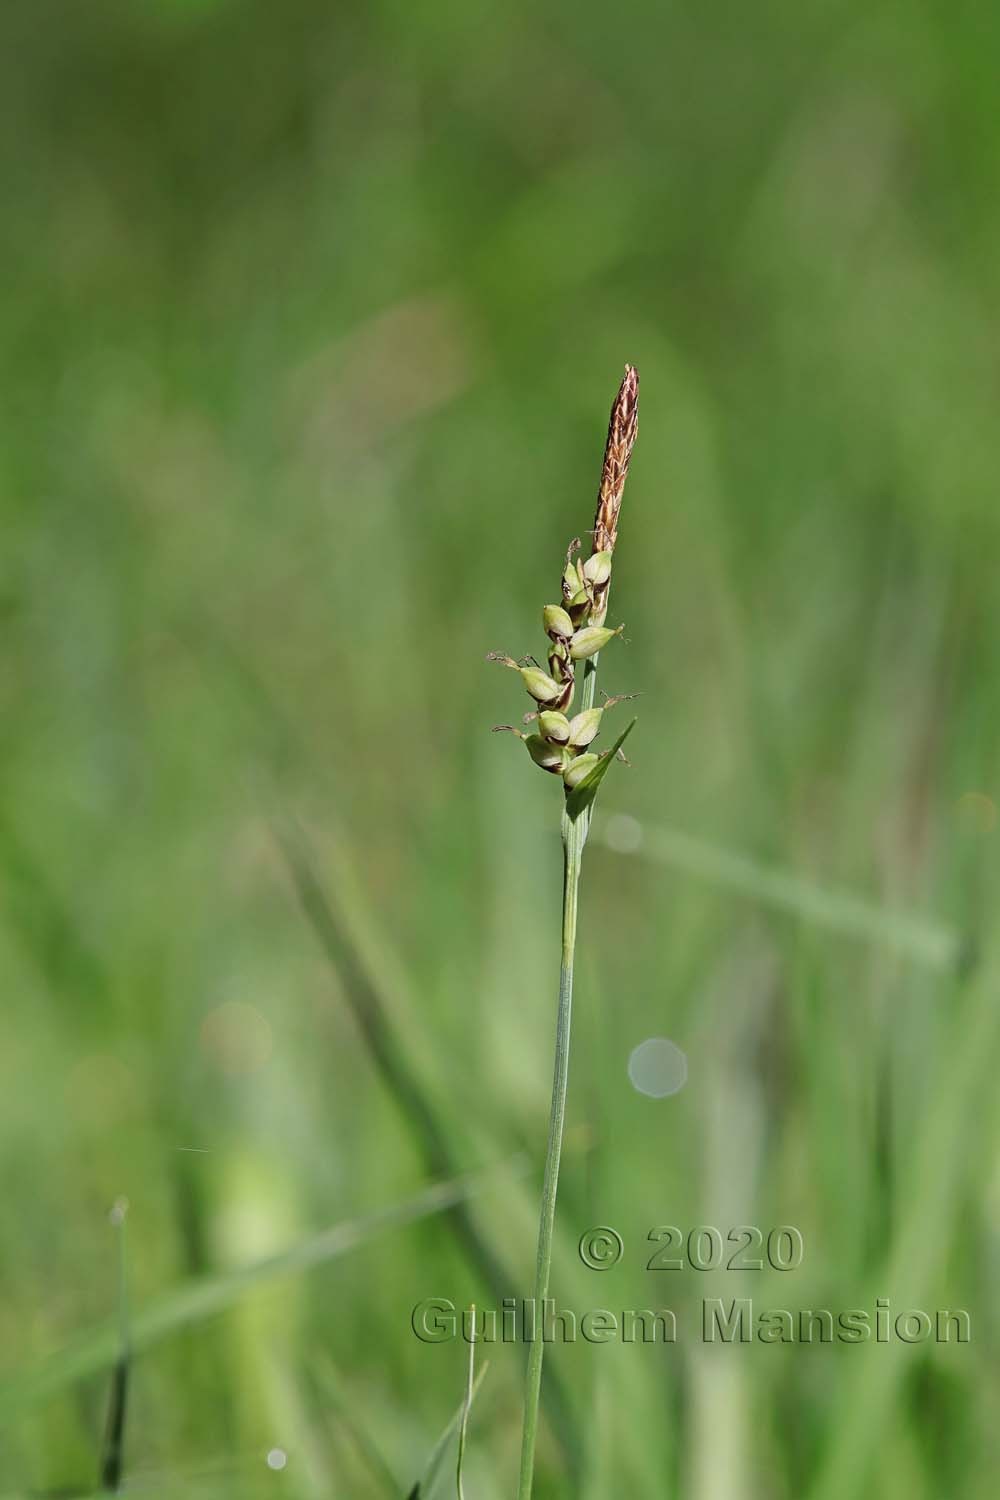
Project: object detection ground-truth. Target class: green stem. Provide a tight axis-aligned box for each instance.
[516,798,589,1500]
[580,653,599,713]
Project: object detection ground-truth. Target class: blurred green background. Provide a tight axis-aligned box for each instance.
[2,0,999,1495]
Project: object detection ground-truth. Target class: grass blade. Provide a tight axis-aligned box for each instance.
[407,1362,488,1500]
[273,816,582,1478]
[311,1355,399,1497]
[593,818,961,969]
[0,1169,505,1420]
[807,961,1000,1500]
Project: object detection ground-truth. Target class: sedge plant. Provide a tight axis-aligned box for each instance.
[489,366,639,1498]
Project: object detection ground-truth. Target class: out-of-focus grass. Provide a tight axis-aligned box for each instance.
[1,1,999,1496]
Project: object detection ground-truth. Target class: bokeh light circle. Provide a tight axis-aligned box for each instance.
[627,1037,688,1098]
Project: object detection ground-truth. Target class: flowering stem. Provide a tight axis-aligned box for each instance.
[508,366,638,1498]
[516,797,589,1500]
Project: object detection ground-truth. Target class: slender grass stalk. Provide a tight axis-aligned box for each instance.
[516,803,586,1498]
[494,366,639,1500]
[456,1304,477,1499]
[99,1198,130,1496]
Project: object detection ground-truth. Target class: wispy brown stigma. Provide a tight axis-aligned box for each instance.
[592,363,638,558]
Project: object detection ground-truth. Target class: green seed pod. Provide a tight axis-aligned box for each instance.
[569,624,622,661]
[567,707,603,747]
[582,551,613,586]
[543,604,574,640]
[537,710,571,743]
[562,752,600,789]
[561,554,584,602]
[525,734,566,774]
[519,667,563,703]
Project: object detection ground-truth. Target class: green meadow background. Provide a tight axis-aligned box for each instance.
[2,1,998,1495]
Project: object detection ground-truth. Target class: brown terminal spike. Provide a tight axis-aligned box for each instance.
[590,364,638,622]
